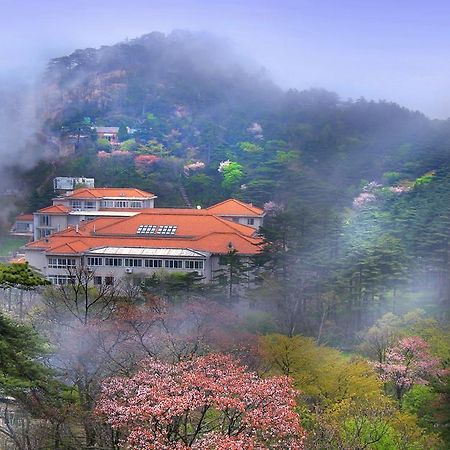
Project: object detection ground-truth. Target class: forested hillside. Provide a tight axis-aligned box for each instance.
[1,31,449,448]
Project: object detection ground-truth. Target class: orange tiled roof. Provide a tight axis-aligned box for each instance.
[87,211,257,237]
[26,212,263,256]
[206,199,264,216]
[16,214,33,221]
[62,188,156,199]
[37,204,70,214]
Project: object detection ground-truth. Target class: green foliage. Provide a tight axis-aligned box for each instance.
[221,161,243,190]
[0,313,52,391]
[96,137,112,151]
[403,385,437,429]
[414,171,435,186]
[120,138,139,151]
[239,141,262,153]
[0,263,50,290]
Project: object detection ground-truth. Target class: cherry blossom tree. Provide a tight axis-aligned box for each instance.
[97,353,305,449]
[375,336,444,402]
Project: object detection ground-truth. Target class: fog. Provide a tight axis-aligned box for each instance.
[1,0,450,119]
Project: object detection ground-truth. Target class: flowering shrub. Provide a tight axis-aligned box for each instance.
[97,151,111,159]
[218,159,232,173]
[375,336,444,401]
[389,185,411,194]
[135,154,160,171]
[97,353,305,449]
[264,201,284,214]
[352,192,376,208]
[247,122,263,139]
[184,161,205,171]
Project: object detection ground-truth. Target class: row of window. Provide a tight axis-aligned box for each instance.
[48,275,75,285]
[70,200,96,210]
[48,275,114,286]
[48,258,77,268]
[86,257,204,270]
[101,200,144,208]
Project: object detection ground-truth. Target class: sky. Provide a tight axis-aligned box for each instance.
[1,0,450,118]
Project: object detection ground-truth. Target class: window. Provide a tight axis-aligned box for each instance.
[124,258,142,267]
[247,218,255,225]
[48,275,76,285]
[39,215,51,226]
[38,228,53,239]
[105,258,122,266]
[48,258,76,268]
[101,200,114,208]
[164,260,183,269]
[16,222,31,232]
[130,201,143,208]
[87,257,103,266]
[145,259,163,268]
[185,260,204,270]
[93,276,102,285]
[84,201,96,210]
[114,200,129,208]
[157,225,177,235]
[105,276,114,286]
[70,200,82,209]
[137,225,157,234]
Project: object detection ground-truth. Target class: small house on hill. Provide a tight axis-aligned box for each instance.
[95,127,119,144]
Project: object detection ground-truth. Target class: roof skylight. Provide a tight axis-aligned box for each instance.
[137,225,157,234]
[157,225,177,235]
[137,225,178,235]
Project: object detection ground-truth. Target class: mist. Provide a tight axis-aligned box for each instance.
[2,0,450,119]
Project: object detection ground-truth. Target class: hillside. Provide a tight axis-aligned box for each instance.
[1,30,450,449]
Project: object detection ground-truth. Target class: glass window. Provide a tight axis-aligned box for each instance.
[87,257,103,266]
[130,201,143,208]
[144,259,163,268]
[39,215,51,226]
[247,218,255,225]
[105,258,122,266]
[164,260,183,269]
[93,276,102,285]
[105,276,114,286]
[48,258,76,268]
[124,258,142,267]
[70,200,82,209]
[84,201,96,210]
[185,260,204,270]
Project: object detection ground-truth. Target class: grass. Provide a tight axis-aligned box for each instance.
[0,235,29,257]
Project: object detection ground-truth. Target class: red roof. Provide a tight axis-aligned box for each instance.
[16,214,33,221]
[206,199,264,216]
[26,212,263,256]
[37,204,70,214]
[61,188,156,199]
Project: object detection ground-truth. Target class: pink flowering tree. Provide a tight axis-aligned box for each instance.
[375,336,444,402]
[96,353,305,449]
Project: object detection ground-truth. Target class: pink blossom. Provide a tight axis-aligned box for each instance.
[352,192,376,208]
[97,151,111,159]
[96,353,305,449]
[389,185,411,194]
[135,154,161,171]
[375,336,444,401]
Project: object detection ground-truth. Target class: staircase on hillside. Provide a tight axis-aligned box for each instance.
[179,185,193,208]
